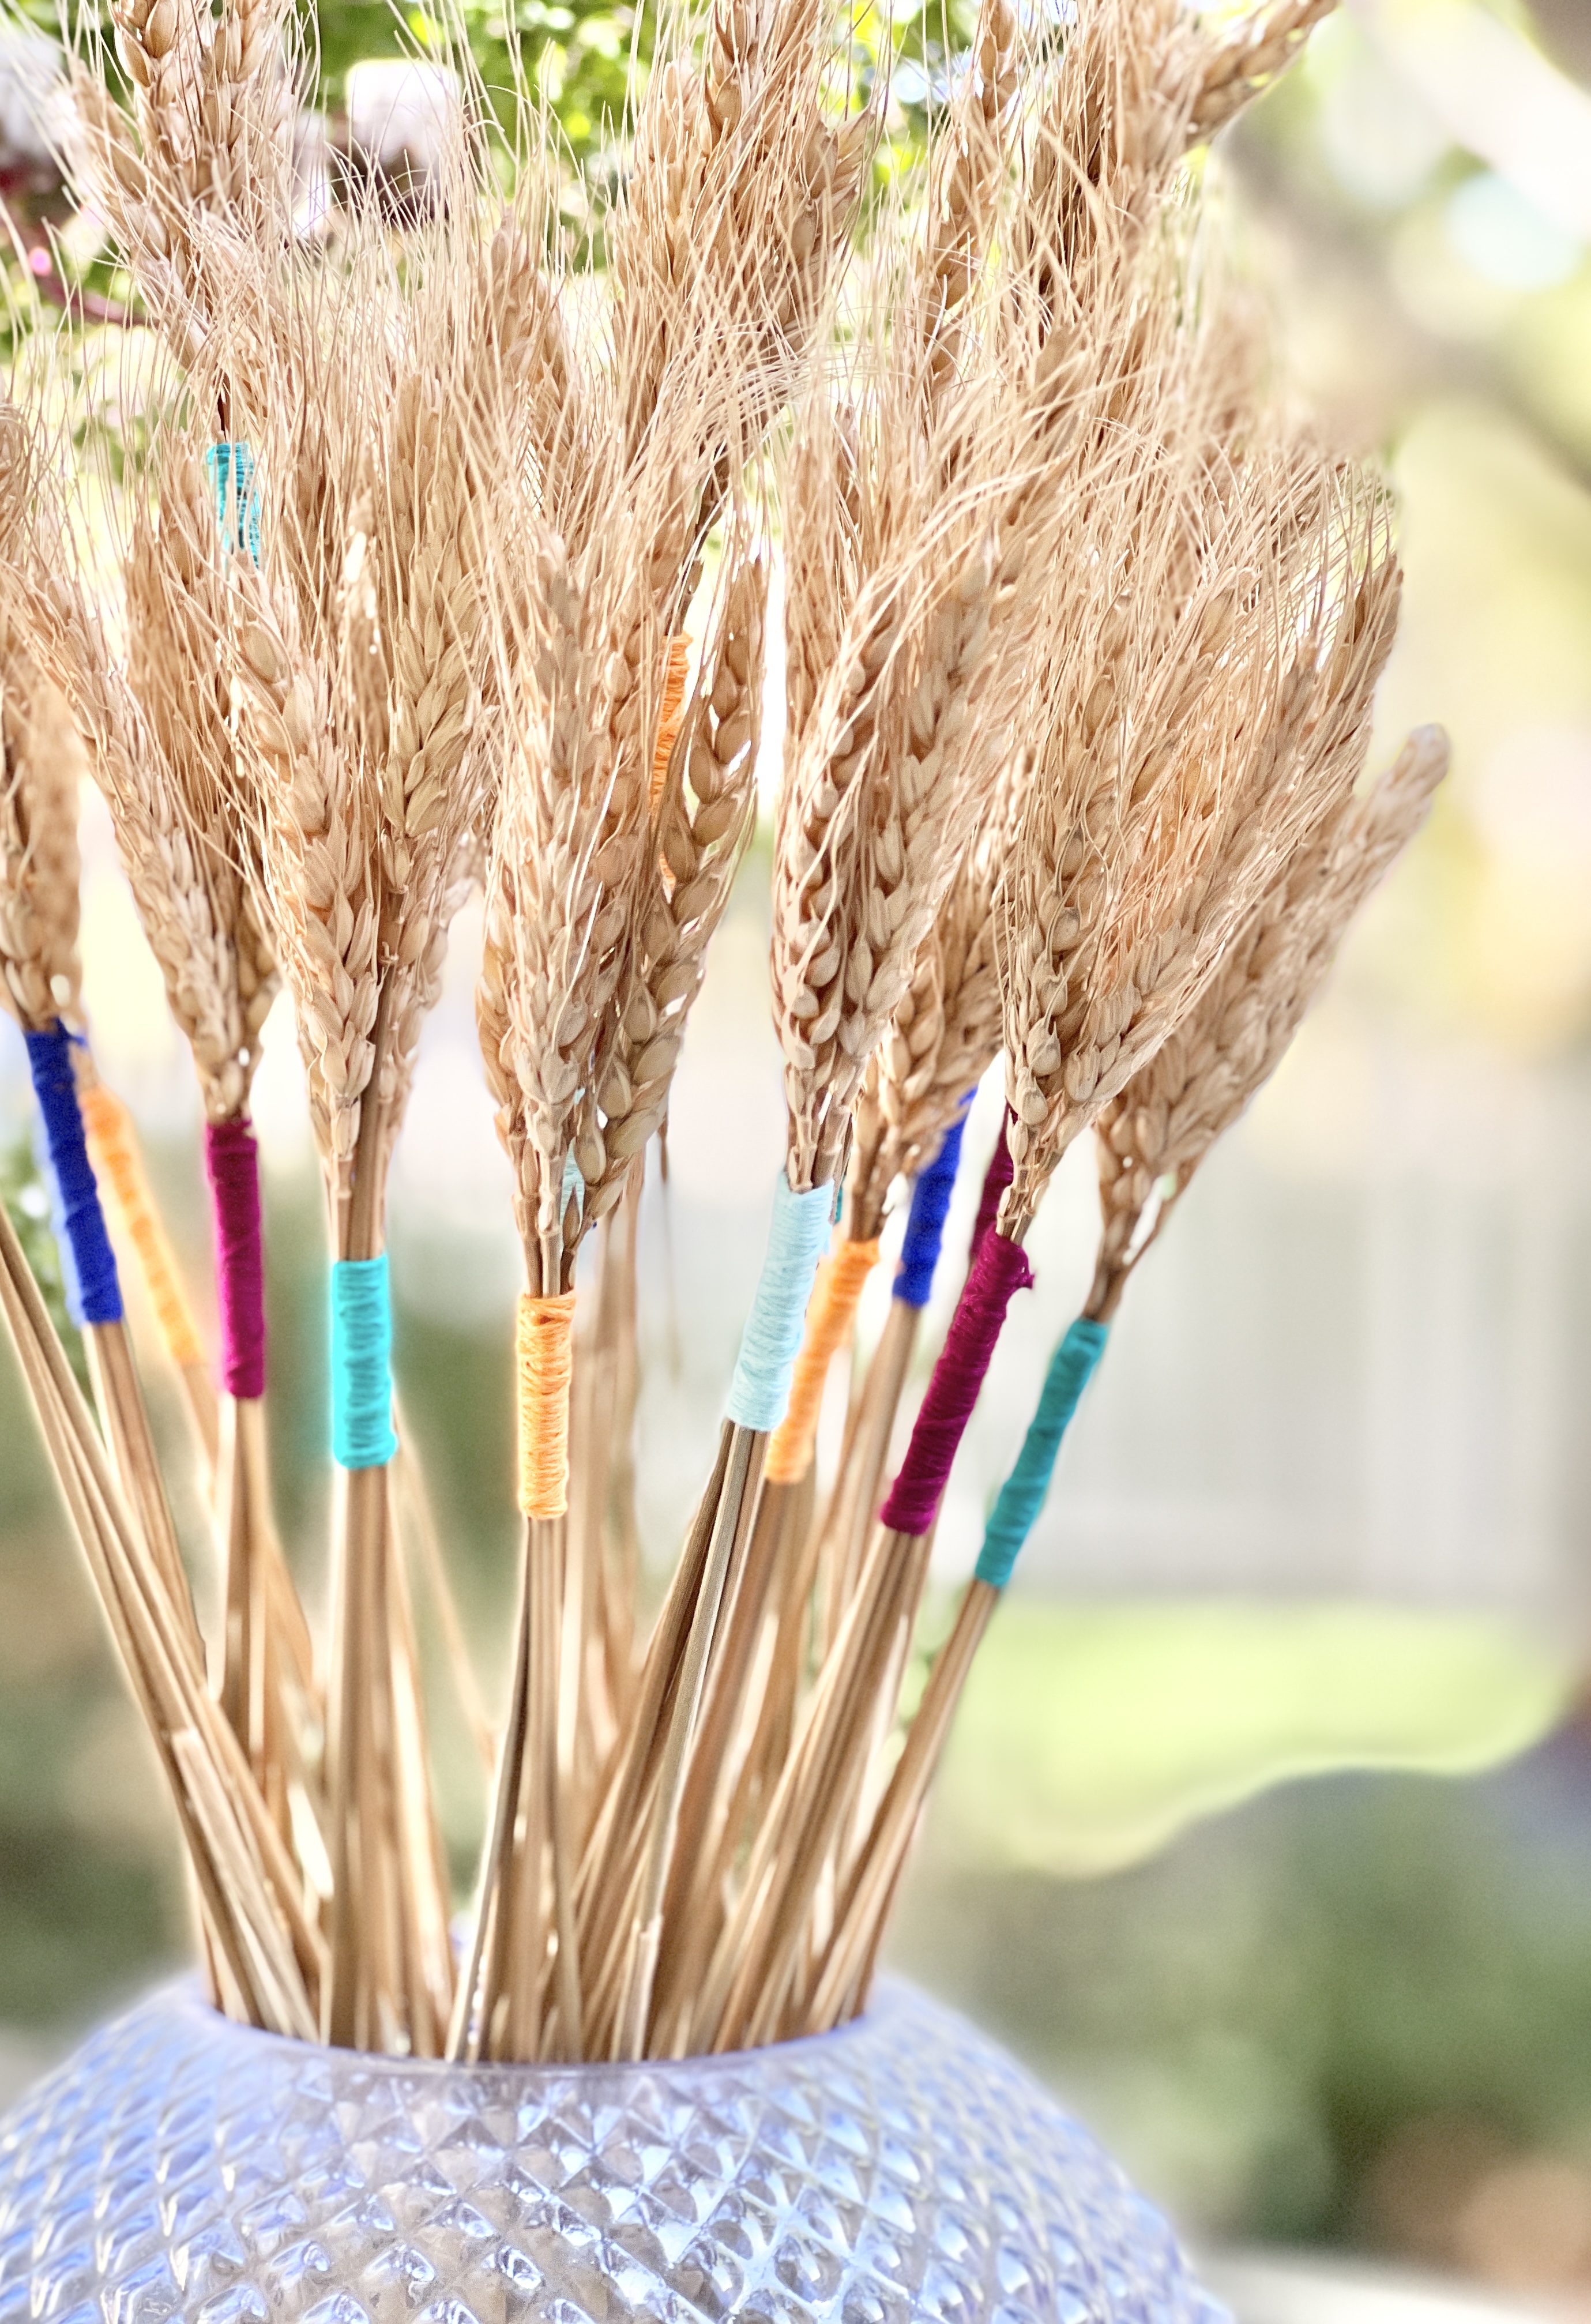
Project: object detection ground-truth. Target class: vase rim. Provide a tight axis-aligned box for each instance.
[148,1970,909,2082]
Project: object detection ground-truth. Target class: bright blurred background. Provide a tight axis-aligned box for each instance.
[3,0,1591,2311]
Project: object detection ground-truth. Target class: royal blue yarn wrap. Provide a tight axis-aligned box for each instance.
[205,440,261,564]
[22,1026,122,1328]
[973,1315,1109,1589]
[330,1254,398,1469]
[726,1175,834,1432]
[894,1109,970,1308]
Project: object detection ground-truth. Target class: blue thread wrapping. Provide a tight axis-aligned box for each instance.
[894,1107,971,1308]
[973,1315,1109,1589]
[205,441,262,564]
[22,1026,122,1327]
[330,1255,399,1468]
[726,1175,834,1432]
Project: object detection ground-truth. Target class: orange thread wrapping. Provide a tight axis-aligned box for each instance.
[78,1082,206,1372]
[763,1238,881,1484]
[516,1291,578,1519]
[650,634,691,811]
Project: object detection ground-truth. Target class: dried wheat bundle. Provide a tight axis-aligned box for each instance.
[997,443,1398,1236]
[2,348,322,1826]
[441,0,833,2043]
[457,336,768,2058]
[0,1190,325,2036]
[837,415,1386,1586]
[0,411,325,2037]
[565,0,1363,2062]
[114,419,325,1837]
[572,227,1071,2065]
[213,197,515,2049]
[0,0,1449,2088]
[442,0,943,2070]
[806,724,1451,2032]
[669,347,1400,2062]
[1089,724,1450,1319]
[780,431,1417,2039]
[681,346,1285,2025]
[0,408,228,1638]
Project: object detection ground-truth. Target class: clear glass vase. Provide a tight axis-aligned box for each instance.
[0,1977,1224,2324]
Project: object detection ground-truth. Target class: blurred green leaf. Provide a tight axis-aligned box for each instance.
[0,1133,90,1400]
[936,1600,1573,1876]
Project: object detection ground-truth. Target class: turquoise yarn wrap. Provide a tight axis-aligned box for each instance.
[974,1316,1109,1589]
[205,441,261,563]
[330,1255,398,1469]
[725,1176,834,1432]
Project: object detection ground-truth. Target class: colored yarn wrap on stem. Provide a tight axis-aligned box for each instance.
[330,1255,398,1469]
[650,634,691,811]
[974,1317,1110,1589]
[23,1026,122,1326]
[894,1107,970,1309]
[517,1291,577,1519]
[725,1175,835,1433]
[78,1080,204,1367]
[205,439,261,564]
[878,1229,1033,1537]
[204,1118,266,1400]
[765,1236,882,1484]
[968,1112,1014,1259]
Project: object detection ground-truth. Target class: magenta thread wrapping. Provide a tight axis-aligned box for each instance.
[968,1113,1014,1261]
[204,1117,266,1400]
[878,1228,1033,1538]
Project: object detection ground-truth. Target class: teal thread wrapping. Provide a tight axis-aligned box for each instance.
[726,1175,835,1432]
[205,440,261,563]
[974,1316,1109,1589]
[330,1254,399,1468]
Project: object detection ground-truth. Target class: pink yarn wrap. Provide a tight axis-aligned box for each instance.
[204,1116,266,1401]
[968,1114,1014,1259]
[878,1228,1033,1539]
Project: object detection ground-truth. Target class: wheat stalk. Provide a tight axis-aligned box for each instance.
[0,1192,325,2034]
[112,433,320,1806]
[848,843,1004,1242]
[1191,0,1337,140]
[67,0,297,407]
[611,0,868,474]
[0,408,229,1661]
[213,188,519,2051]
[996,424,1391,1234]
[0,656,81,1038]
[777,445,1409,2052]
[1090,724,1448,1317]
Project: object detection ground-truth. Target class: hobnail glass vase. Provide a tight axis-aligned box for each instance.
[0,1977,1224,2324]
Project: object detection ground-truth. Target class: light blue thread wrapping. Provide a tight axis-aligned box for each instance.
[974,1316,1109,1589]
[330,1254,399,1469]
[204,441,262,564]
[725,1176,835,1432]
[894,1104,971,1308]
